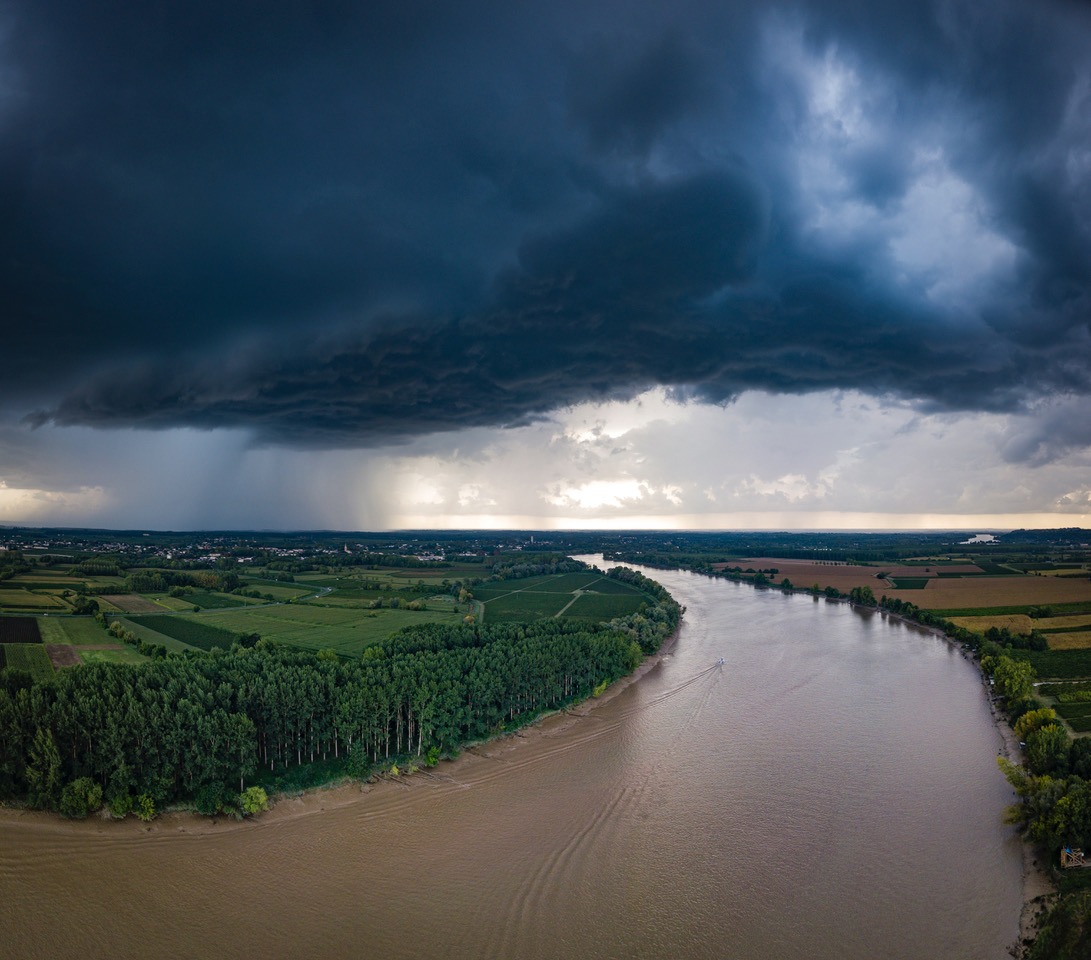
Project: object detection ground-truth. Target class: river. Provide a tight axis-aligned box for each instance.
[0,559,1023,959]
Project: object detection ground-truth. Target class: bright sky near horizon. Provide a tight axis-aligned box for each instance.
[2,1,1091,530]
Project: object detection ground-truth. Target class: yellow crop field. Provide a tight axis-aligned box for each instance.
[1041,615,1091,629]
[1046,633,1091,650]
[0,589,67,609]
[906,576,1091,609]
[947,615,1035,634]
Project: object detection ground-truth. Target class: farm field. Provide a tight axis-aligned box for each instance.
[101,593,169,613]
[35,616,110,645]
[292,574,357,589]
[45,644,81,668]
[471,574,562,598]
[77,646,149,665]
[195,604,464,657]
[948,614,1036,634]
[150,594,200,611]
[127,615,239,652]
[240,581,313,600]
[115,618,201,654]
[564,593,652,619]
[309,593,460,611]
[479,573,649,623]
[1015,648,1091,680]
[473,572,608,599]
[184,590,261,610]
[1037,615,1091,630]
[0,617,43,644]
[0,589,68,610]
[3,643,55,679]
[908,575,1091,609]
[1043,632,1091,650]
[485,592,575,623]
[711,559,979,593]
[933,601,1091,618]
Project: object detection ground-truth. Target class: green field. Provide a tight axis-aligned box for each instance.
[194,604,463,657]
[128,615,239,652]
[241,582,313,600]
[150,594,200,612]
[1013,648,1091,679]
[3,644,55,679]
[184,590,258,610]
[1055,701,1091,733]
[292,574,350,589]
[0,589,68,610]
[36,617,110,645]
[115,618,202,654]
[485,592,575,623]
[564,593,651,619]
[889,578,930,590]
[934,602,1091,618]
[309,593,459,611]
[77,647,150,666]
[479,573,649,623]
[472,574,561,598]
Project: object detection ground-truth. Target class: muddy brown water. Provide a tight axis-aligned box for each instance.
[0,559,1022,960]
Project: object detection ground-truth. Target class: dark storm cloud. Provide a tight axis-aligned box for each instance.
[565,33,713,157]
[5,1,1091,458]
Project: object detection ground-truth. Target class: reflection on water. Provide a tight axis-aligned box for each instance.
[0,559,1022,960]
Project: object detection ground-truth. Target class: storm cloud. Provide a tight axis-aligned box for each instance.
[4,0,1091,461]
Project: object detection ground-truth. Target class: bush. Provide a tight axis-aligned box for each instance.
[195,782,230,815]
[134,793,156,821]
[239,786,269,816]
[59,777,104,819]
[107,793,133,819]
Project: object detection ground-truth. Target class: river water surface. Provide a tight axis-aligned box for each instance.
[0,559,1022,959]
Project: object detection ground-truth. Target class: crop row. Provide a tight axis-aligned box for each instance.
[128,615,239,652]
[0,617,43,644]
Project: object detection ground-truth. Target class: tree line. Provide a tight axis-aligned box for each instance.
[0,567,679,820]
[981,653,1091,959]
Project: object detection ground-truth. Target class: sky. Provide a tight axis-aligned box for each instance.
[2,0,1091,531]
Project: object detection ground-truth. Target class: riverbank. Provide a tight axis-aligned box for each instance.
[627,566,1048,956]
[875,599,1057,953]
[0,625,683,839]
[984,676,1056,951]
[1,565,1024,960]
[799,585,1057,954]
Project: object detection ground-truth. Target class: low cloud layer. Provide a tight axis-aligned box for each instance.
[3,0,1091,469]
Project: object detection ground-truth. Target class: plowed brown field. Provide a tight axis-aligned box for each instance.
[712,558,980,593]
[710,558,1091,609]
[45,644,81,668]
[100,594,166,613]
